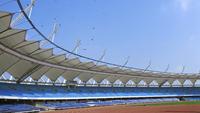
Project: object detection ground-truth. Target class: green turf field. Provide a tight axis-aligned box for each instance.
[130,101,200,106]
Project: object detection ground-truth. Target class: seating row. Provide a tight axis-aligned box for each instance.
[41,98,180,110]
[0,104,40,113]
[0,83,199,100]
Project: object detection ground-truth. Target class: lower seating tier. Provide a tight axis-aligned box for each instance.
[0,83,200,100]
[40,98,180,110]
[0,104,41,113]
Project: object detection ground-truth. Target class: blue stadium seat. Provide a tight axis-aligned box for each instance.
[0,83,200,100]
[0,104,40,113]
[38,97,180,110]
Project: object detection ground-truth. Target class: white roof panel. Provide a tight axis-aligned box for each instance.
[62,71,80,81]
[47,54,66,63]
[45,68,65,81]
[78,72,93,82]
[0,12,11,32]
[0,53,19,75]
[7,60,37,79]
[0,30,26,47]
[32,48,53,60]
[30,66,50,80]
[0,11,200,84]
[61,58,80,67]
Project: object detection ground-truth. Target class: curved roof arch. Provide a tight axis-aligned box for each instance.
[0,2,200,87]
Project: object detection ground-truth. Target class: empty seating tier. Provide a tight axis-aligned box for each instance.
[183,97,200,101]
[0,83,200,100]
[0,104,40,113]
[40,98,180,110]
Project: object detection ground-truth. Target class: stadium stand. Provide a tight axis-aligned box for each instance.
[0,82,199,100]
[0,104,41,113]
[183,97,200,101]
[1,1,200,112]
[39,98,180,110]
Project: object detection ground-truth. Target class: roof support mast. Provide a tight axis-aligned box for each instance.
[68,40,81,57]
[144,60,151,72]
[181,66,185,74]
[164,64,170,73]
[96,49,106,65]
[40,22,60,46]
[121,56,130,69]
[11,0,36,27]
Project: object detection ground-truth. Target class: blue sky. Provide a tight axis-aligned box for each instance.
[2,0,200,73]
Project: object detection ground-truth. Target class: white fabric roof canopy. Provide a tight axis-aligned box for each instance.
[0,11,200,86]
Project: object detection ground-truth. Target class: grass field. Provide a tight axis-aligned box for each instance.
[138,101,200,106]
[45,101,200,113]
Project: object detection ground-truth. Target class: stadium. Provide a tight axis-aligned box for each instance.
[0,0,200,113]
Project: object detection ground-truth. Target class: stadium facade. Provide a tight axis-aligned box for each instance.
[0,0,200,112]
